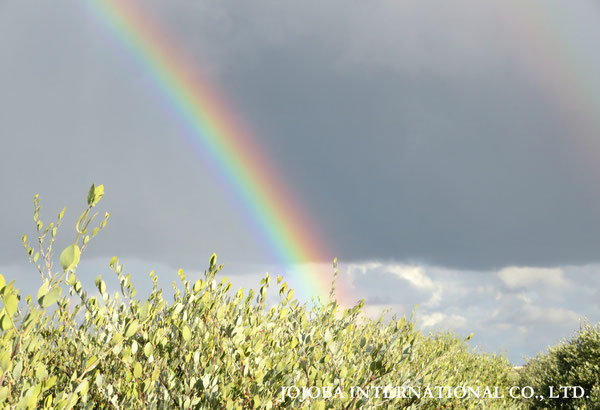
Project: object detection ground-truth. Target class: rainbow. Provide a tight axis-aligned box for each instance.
[84,0,356,306]
[493,1,600,164]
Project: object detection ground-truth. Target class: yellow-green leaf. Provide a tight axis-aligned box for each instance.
[111,332,123,346]
[75,380,89,395]
[41,287,61,308]
[143,343,153,358]
[0,314,12,331]
[286,289,295,301]
[37,281,50,303]
[193,280,202,293]
[124,320,139,338]
[0,386,9,402]
[35,362,47,379]
[87,184,104,207]
[85,356,98,372]
[3,293,18,316]
[0,350,11,372]
[59,244,81,271]
[132,361,142,378]
[182,325,191,342]
[139,301,149,321]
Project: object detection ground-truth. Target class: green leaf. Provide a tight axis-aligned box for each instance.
[37,281,50,304]
[286,289,295,302]
[193,280,202,293]
[45,376,57,390]
[87,184,96,205]
[87,184,104,207]
[3,293,18,316]
[132,361,142,378]
[41,287,61,308]
[0,386,9,403]
[0,314,12,331]
[139,301,150,321]
[35,362,47,379]
[0,350,11,372]
[75,380,89,395]
[12,360,22,379]
[111,333,123,346]
[143,343,153,358]
[340,366,348,379]
[0,274,4,291]
[60,244,81,271]
[124,320,139,338]
[182,325,191,342]
[85,356,98,372]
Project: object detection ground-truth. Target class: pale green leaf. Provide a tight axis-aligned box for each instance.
[0,350,11,372]
[37,281,50,304]
[143,343,153,358]
[124,320,139,338]
[132,361,142,378]
[41,287,61,308]
[0,386,9,402]
[3,293,18,316]
[139,301,149,321]
[0,314,12,331]
[59,244,81,271]
[182,325,191,342]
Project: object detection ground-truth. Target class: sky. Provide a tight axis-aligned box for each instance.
[1,0,600,363]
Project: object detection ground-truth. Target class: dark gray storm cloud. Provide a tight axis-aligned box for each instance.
[2,0,600,271]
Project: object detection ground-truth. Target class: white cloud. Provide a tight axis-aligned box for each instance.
[498,266,568,289]
[521,304,581,326]
[362,303,406,321]
[420,312,468,329]
[345,263,444,308]
[387,265,443,307]
[345,262,383,278]
[387,265,434,291]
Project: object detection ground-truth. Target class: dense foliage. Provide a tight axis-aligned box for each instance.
[0,186,519,408]
[518,323,600,409]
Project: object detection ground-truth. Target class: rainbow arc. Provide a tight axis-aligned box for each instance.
[87,0,356,306]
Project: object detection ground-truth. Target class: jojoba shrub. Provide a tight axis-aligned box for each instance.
[518,323,600,409]
[0,186,518,408]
